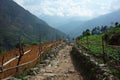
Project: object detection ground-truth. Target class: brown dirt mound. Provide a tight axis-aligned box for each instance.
[109,34,120,46]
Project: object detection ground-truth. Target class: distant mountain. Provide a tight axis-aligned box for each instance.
[57,20,84,35]
[39,15,71,28]
[71,9,120,37]
[0,0,66,50]
[39,15,86,35]
[39,15,88,28]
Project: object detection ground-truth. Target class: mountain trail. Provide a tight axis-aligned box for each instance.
[27,45,83,80]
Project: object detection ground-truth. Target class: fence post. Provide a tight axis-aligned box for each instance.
[0,56,4,72]
[102,36,106,63]
[16,36,24,74]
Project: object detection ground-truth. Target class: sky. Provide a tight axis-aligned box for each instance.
[13,0,120,19]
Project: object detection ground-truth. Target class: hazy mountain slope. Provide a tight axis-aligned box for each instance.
[39,15,72,28]
[57,20,84,34]
[0,0,66,50]
[39,15,87,30]
[71,9,120,37]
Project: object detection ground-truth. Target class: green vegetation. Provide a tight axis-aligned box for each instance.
[80,34,102,53]
[80,34,120,57]
[0,47,6,53]
[14,69,30,80]
[103,26,120,45]
[76,22,120,79]
[0,0,66,52]
[77,22,120,57]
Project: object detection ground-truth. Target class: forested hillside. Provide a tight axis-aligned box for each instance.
[0,0,66,51]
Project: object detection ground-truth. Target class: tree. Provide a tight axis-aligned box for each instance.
[101,26,108,33]
[82,31,86,37]
[86,29,90,35]
[85,29,91,45]
[91,27,96,35]
[92,26,102,34]
[115,22,120,27]
[115,22,119,27]
[82,29,91,44]
[82,29,91,37]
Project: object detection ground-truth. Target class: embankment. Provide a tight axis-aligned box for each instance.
[70,47,115,80]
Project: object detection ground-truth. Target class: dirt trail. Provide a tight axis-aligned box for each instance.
[27,45,83,80]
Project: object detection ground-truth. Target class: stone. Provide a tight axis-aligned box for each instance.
[63,74,69,77]
[33,71,37,75]
[40,69,46,73]
[28,70,37,76]
[24,75,31,79]
[45,59,50,64]
[52,61,59,66]
[43,73,56,77]
[68,68,75,73]
[99,64,106,67]
[50,55,54,58]
[48,64,52,67]
[47,57,51,60]
[3,77,21,80]
[36,76,45,80]
[39,64,46,67]
[103,72,109,76]
[31,67,39,71]
[54,66,58,68]
[64,60,68,63]
[45,69,53,73]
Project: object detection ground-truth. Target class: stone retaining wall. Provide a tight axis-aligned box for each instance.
[70,47,115,80]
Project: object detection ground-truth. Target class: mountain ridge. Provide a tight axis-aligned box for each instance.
[0,0,66,51]
[71,9,120,37]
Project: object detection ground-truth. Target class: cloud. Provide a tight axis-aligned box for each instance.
[14,0,25,7]
[14,0,120,18]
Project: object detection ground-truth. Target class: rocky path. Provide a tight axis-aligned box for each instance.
[27,45,83,80]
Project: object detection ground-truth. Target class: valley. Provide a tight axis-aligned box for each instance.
[0,0,120,80]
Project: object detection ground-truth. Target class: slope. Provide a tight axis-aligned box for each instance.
[57,20,84,35]
[0,0,66,51]
[71,9,120,37]
[39,15,86,34]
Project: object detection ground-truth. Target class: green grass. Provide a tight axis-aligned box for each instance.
[103,27,120,42]
[78,34,120,79]
[77,26,120,79]
[80,34,102,52]
[79,34,120,59]
[106,27,120,34]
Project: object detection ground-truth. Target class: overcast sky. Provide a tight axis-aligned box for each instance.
[14,0,120,18]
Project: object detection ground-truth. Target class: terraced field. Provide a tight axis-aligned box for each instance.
[0,41,63,79]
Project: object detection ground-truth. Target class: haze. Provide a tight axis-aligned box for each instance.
[14,0,120,28]
[14,0,120,17]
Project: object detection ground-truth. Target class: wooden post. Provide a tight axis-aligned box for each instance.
[87,36,89,48]
[0,56,4,72]
[16,36,24,73]
[39,33,42,60]
[102,36,106,63]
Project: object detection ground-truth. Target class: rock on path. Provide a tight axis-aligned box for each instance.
[27,45,83,80]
